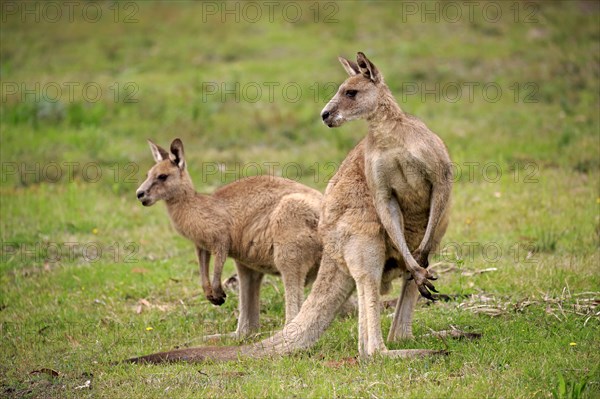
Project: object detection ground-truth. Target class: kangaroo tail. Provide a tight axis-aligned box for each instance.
[123,255,355,364]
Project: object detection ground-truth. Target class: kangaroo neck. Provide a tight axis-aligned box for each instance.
[366,89,404,139]
[164,185,199,224]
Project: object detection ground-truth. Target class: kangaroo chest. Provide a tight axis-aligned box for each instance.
[367,149,431,207]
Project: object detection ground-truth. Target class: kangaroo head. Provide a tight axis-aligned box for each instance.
[321,52,386,128]
[136,138,192,206]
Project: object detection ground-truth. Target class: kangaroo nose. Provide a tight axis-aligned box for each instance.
[321,111,330,121]
[136,191,145,199]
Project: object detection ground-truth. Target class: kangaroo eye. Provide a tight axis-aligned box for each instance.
[345,90,358,98]
[158,174,168,181]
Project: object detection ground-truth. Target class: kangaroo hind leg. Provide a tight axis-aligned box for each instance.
[343,236,387,358]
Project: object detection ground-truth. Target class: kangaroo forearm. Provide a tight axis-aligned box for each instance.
[196,247,212,296]
[374,196,418,268]
[211,250,227,292]
[417,184,450,255]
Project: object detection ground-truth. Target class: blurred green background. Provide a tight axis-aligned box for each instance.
[1,1,598,398]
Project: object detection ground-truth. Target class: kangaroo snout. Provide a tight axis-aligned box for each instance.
[136,190,152,206]
[321,109,337,128]
[321,101,343,127]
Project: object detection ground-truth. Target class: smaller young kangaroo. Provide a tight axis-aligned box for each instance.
[136,138,323,338]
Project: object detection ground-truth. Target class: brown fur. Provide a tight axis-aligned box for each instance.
[136,139,322,338]
[322,52,453,343]
[126,52,452,363]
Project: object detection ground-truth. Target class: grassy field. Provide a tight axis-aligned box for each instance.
[1,1,599,397]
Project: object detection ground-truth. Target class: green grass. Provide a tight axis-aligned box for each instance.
[1,1,599,398]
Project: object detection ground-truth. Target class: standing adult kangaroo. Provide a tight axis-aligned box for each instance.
[321,52,453,342]
[126,52,453,363]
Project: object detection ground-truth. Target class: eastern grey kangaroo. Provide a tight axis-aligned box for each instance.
[136,138,322,338]
[127,52,453,362]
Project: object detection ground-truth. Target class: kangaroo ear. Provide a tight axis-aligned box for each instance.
[148,139,169,163]
[338,56,360,77]
[356,52,382,83]
[169,138,186,170]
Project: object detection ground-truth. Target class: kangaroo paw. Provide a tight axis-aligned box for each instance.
[414,269,438,299]
[206,293,226,306]
[417,284,438,301]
